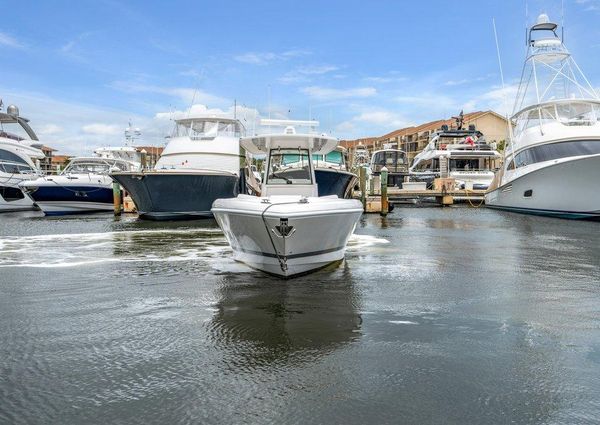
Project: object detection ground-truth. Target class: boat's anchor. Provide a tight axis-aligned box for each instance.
[274,218,295,238]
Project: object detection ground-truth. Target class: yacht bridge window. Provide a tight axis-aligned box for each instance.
[266,149,312,185]
[173,119,243,140]
[512,140,600,168]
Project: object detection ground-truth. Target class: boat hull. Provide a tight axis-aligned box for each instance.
[20,180,114,215]
[485,154,600,220]
[314,168,357,198]
[212,196,363,277]
[111,171,239,220]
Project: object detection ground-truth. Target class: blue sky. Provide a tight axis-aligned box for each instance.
[1,0,599,154]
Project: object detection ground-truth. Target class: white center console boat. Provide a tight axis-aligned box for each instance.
[212,119,363,278]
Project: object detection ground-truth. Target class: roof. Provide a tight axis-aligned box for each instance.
[241,133,338,155]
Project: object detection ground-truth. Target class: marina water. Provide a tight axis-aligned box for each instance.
[1,208,599,424]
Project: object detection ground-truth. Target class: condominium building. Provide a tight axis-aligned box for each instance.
[341,110,508,165]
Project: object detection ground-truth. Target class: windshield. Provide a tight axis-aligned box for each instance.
[312,150,343,166]
[63,160,128,174]
[266,149,312,185]
[0,121,32,141]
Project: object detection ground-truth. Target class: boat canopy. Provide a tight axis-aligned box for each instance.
[242,119,338,155]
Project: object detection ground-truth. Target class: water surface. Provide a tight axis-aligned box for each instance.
[0,207,599,424]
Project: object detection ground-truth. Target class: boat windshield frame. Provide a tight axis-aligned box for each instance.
[62,158,132,175]
[265,148,313,185]
[172,118,244,140]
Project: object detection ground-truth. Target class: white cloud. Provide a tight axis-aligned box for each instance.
[0,32,24,49]
[38,124,63,135]
[233,49,311,65]
[463,84,519,116]
[110,81,228,106]
[363,76,408,84]
[301,86,377,100]
[279,65,339,84]
[82,123,122,136]
[334,107,413,139]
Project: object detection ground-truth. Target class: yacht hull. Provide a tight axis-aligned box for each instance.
[314,168,357,198]
[111,171,239,220]
[485,154,600,220]
[0,195,35,212]
[19,182,114,215]
[212,196,363,277]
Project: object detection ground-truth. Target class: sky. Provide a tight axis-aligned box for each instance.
[1,0,600,155]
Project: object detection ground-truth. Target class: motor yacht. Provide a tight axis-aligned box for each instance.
[0,104,45,212]
[20,146,141,215]
[370,148,409,187]
[410,125,501,190]
[211,119,363,278]
[111,114,245,220]
[486,14,600,219]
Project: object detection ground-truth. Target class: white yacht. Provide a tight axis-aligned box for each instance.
[111,114,245,220]
[486,15,600,219]
[20,146,141,215]
[211,119,363,278]
[410,124,501,190]
[0,104,46,212]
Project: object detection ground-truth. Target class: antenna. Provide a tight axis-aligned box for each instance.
[561,0,565,42]
[234,99,237,120]
[492,18,514,147]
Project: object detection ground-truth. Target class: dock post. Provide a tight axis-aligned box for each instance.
[380,166,388,216]
[369,174,375,195]
[359,166,367,212]
[112,181,122,216]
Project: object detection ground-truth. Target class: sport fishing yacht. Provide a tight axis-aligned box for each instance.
[111,114,245,220]
[410,126,501,190]
[212,119,363,278]
[486,15,600,219]
[0,104,45,212]
[20,146,141,215]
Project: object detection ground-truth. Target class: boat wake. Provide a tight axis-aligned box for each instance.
[0,229,389,269]
[0,228,230,268]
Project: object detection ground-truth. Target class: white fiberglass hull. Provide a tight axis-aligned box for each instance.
[485,154,600,219]
[0,195,35,212]
[212,195,363,277]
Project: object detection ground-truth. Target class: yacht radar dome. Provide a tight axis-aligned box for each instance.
[7,105,19,117]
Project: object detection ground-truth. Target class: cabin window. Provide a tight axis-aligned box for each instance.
[267,149,312,185]
[513,140,600,168]
[0,186,25,201]
[0,148,28,165]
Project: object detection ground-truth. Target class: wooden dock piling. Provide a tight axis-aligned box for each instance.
[359,166,367,212]
[380,167,388,216]
[112,182,122,216]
